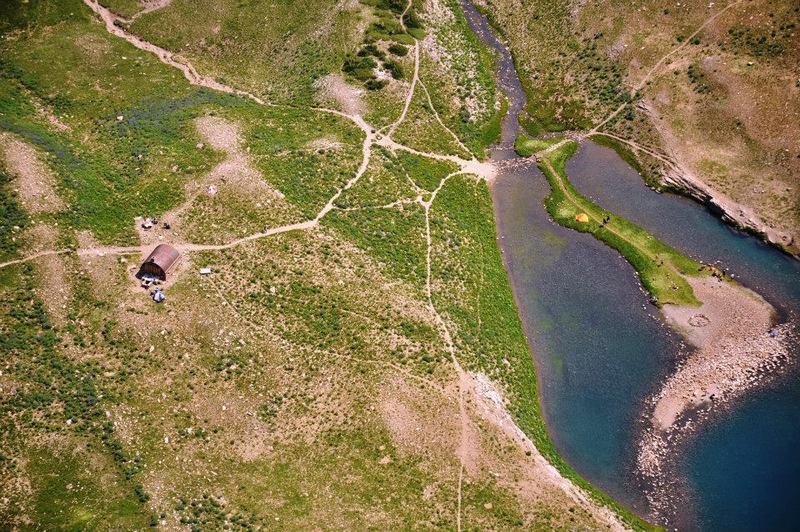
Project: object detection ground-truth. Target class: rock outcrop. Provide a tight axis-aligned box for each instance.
[661,164,796,256]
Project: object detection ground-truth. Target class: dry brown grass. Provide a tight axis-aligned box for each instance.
[583,0,800,250]
[26,225,71,324]
[487,0,799,250]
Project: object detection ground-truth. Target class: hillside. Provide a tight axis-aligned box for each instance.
[477,0,799,254]
[0,0,638,529]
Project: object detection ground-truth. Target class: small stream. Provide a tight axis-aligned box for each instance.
[458,0,800,528]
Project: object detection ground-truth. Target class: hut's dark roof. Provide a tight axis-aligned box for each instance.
[142,244,180,273]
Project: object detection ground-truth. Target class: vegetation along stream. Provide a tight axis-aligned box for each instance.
[459,0,800,529]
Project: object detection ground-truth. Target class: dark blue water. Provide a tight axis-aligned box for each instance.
[493,165,678,514]
[567,141,800,530]
[459,0,800,526]
[683,376,800,531]
[459,0,800,527]
[566,142,800,311]
[459,0,676,518]
[458,0,679,514]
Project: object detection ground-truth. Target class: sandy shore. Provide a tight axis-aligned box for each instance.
[653,276,788,431]
[636,275,793,520]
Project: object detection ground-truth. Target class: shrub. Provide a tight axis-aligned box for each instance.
[388,43,408,56]
[342,54,377,81]
[365,79,389,90]
[382,60,404,80]
[358,44,385,59]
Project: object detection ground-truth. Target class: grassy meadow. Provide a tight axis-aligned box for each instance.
[0,0,656,528]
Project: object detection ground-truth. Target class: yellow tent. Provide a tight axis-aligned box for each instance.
[575,213,589,223]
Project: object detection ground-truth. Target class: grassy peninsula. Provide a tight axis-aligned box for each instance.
[538,141,707,307]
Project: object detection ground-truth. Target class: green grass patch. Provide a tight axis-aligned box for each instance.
[242,106,365,218]
[397,151,459,191]
[98,0,143,19]
[333,149,418,209]
[1,8,365,241]
[418,0,504,158]
[513,134,562,157]
[26,446,148,530]
[0,0,87,35]
[132,0,361,104]
[325,204,428,292]
[0,77,223,243]
[539,141,705,307]
[0,264,153,526]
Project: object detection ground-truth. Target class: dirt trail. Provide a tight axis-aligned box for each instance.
[420,169,468,531]
[468,373,627,530]
[0,249,72,270]
[83,0,370,134]
[419,79,472,155]
[8,4,628,529]
[3,1,502,272]
[83,0,267,106]
[386,42,420,137]
[589,0,744,134]
[419,167,624,530]
[587,131,675,166]
[400,0,413,32]
[377,136,494,180]
[315,129,375,222]
[335,197,418,213]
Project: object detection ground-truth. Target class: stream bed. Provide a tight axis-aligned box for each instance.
[459,0,800,528]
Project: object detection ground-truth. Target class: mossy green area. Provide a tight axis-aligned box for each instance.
[539,141,706,307]
[397,151,459,191]
[25,445,148,530]
[0,0,86,34]
[513,134,562,157]
[0,6,364,244]
[475,0,630,135]
[418,0,507,158]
